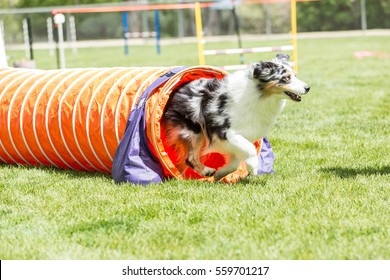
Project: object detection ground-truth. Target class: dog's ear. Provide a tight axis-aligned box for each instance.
[252,62,275,79]
[273,53,290,65]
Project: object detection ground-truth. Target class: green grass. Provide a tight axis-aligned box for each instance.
[1,35,390,259]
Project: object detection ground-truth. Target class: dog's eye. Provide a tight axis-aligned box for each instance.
[281,76,291,83]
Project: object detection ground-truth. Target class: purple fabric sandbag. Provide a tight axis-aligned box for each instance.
[112,67,187,185]
[258,137,275,174]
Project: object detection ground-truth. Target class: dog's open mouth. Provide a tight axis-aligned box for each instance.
[284,91,302,102]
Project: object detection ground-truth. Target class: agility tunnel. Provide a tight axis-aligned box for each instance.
[0,66,274,184]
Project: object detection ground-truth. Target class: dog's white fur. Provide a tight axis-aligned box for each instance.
[207,71,286,179]
[163,54,310,181]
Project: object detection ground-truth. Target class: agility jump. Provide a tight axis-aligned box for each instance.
[50,0,314,71]
[195,0,299,71]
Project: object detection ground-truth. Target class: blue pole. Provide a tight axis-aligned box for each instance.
[154,10,161,55]
[122,12,129,55]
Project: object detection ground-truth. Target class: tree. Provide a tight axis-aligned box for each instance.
[297,0,390,31]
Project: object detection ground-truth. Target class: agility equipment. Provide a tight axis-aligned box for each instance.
[48,0,317,71]
[195,0,299,72]
[53,13,66,68]
[0,66,274,184]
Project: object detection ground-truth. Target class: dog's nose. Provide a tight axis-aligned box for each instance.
[304,86,310,93]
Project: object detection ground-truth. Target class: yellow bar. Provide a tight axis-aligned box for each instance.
[194,2,205,65]
[290,0,298,72]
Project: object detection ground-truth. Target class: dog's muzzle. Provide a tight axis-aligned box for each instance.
[284,85,310,102]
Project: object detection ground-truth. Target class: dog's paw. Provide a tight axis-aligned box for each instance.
[247,166,258,177]
[245,158,258,177]
[214,170,229,181]
[201,167,216,177]
[247,171,258,178]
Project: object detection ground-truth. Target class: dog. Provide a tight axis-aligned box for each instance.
[162,54,310,181]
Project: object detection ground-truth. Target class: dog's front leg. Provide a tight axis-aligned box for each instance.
[214,132,258,181]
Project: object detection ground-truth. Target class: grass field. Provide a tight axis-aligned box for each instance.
[1,35,389,259]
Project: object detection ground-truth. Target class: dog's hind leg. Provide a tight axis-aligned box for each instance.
[186,133,216,177]
[214,131,258,181]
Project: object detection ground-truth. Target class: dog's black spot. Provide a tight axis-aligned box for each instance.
[217,119,231,140]
[206,78,221,92]
[170,110,202,134]
[253,62,263,79]
[254,62,279,83]
[204,117,230,141]
[257,84,265,91]
[164,91,202,134]
[183,118,202,134]
[185,159,195,169]
[200,90,213,112]
[259,77,272,83]
[218,94,228,114]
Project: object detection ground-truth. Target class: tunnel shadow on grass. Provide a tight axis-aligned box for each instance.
[0,163,111,180]
[321,166,390,179]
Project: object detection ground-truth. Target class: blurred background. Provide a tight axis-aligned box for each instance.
[1,0,389,44]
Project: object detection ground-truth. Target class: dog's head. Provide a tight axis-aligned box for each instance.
[250,54,310,102]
